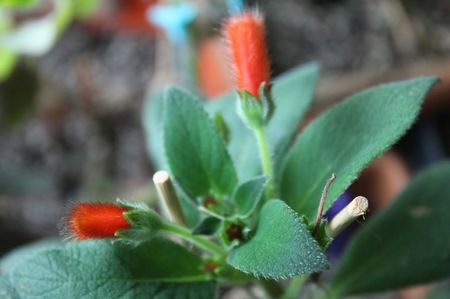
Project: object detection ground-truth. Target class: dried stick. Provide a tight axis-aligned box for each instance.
[312,173,336,236]
[153,171,187,226]
[326,196,369,237]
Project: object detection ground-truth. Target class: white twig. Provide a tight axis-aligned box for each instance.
[326,196,369,237]
[153,171,187,226]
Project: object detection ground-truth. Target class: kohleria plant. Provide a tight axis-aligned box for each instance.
[1,10,450,299]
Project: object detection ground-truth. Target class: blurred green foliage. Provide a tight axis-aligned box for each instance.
[0,0,101,81]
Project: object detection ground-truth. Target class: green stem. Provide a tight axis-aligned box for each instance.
[281,276,306,299]
[254,126,275,199]
[162,223,226,258]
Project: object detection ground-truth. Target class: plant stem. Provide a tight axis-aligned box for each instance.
[162,223,226,258]
[254,126,275,199]
[281,276,306,299]
[312,173,336,236]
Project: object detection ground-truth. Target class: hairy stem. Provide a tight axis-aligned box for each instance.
[162,223,226,258]
[254,126,275,199]
[281,276,306,299]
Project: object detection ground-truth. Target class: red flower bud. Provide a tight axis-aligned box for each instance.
[224,11,270,98]
[67,203,131,240]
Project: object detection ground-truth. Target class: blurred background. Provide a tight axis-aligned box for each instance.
[0,0,449,298]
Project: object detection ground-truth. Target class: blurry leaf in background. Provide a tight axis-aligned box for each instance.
[0,48,17,81]
[0,0,37,8]
[72,0,102,19]
[142,90,166,170]
[426,283,450,299]
[1,64,38,126]
[0,0,102,83]
[54,0,102,32]
[281,77,438,221]
[330,162,450,296]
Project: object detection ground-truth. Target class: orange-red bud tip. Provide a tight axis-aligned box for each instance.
[67,203,130,240]
[224,11,270,98]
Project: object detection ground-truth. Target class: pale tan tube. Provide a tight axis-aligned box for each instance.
[326,196,369,238]
[153,171,187,226]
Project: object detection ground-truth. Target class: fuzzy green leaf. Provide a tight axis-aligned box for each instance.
[8,238,215,298]
[227,200,328,279]
[164,86,237,197]
[207,63,319,181]
[143,90,166,169]
[232,176,267,217]
[281,77,438,220]
[0,239,61,274]
[142,91,200,227]
[0,276,18,299]
[267,63,319,175]
[330,162,450,296]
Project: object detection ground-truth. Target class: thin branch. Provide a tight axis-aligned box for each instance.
[198,206,225,221]
[312,173,336,236]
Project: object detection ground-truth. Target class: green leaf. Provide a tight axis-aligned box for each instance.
[330,162,450,296]
[227,199,328,279]
[142,91,200,227]
[207,63,319,181]
[232,176,268,217]
[73,0,101,19]
[142,90,166,169]
[0,0,37,8]
[0,48,17,82]
[164,86,238,197]
[193,217,221,235]
[0,239,61,274]
[214,112,230,144]
[266,63,319,175]
[281,77,438,220]
[0,276,19,299]
[8,238,216,298]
